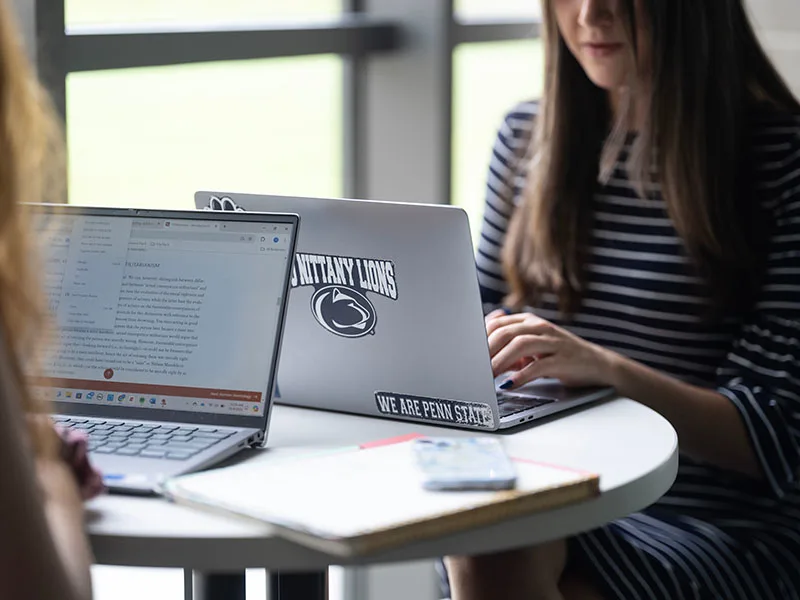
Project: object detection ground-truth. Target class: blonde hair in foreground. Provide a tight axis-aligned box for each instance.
[0,0,64,453]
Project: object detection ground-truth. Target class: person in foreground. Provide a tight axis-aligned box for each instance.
[444,0,800,599]
[0,1,102,598]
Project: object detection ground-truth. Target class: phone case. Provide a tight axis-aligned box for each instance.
[412,436,517,491]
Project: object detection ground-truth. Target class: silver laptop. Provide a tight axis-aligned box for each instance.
[196,191,613,432]
[29,204,298,494]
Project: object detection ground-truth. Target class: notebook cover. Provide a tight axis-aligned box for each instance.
[162,434,600,557]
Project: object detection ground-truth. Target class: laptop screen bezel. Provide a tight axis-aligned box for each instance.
[29,204,299,435]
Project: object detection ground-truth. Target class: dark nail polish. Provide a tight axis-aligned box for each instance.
[501,306,513,315]
[500,379,514,390]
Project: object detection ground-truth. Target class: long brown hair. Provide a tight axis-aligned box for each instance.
[0,0,63,452]
[503,0,800,316]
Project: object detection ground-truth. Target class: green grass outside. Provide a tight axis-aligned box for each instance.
[67,56,343,210]
[65,0,341,25]
[65,1,543,239]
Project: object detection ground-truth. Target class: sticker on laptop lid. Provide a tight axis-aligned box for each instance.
[293,253,397,338]
[203,195,245,212]
[375,392,495,429]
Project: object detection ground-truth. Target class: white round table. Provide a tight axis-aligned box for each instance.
[86,397,678,599]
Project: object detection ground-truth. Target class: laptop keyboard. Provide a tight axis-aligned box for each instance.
[496,393,556,419]
[53,417,235,461]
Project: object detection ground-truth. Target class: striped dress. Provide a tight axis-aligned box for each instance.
[471,101,800,599]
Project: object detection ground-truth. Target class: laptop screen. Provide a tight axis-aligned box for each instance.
[30,210,295,420]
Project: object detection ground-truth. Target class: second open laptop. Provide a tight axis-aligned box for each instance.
[196,191,613,432]
[28,205,298,493]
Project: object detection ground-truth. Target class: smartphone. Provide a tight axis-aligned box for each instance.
[412,436,517,491]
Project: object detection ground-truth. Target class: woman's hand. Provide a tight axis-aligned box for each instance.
[485,309,617,389]
[27,415,105,501]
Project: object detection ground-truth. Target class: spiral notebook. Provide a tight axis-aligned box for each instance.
[161,434,600,557]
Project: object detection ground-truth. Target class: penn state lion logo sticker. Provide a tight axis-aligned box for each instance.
[202,195,398,338]
[311,285,376,337]
[293,252,397,338]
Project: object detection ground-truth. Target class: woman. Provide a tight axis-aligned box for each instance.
[0,0,100,598]
[445,0,800,599]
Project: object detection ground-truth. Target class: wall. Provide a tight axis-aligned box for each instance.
[748,0,800,95]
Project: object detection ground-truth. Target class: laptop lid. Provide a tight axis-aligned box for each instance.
[28,205,299,439]
[196,191,503,432]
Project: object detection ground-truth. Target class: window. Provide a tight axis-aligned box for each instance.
[455,0,540,19]
[67,56,343,209]
[65,0,342,26]
[451,39,543,243]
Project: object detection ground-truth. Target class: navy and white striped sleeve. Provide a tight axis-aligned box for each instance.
[716,130,800,498]
[476,102,536,314]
